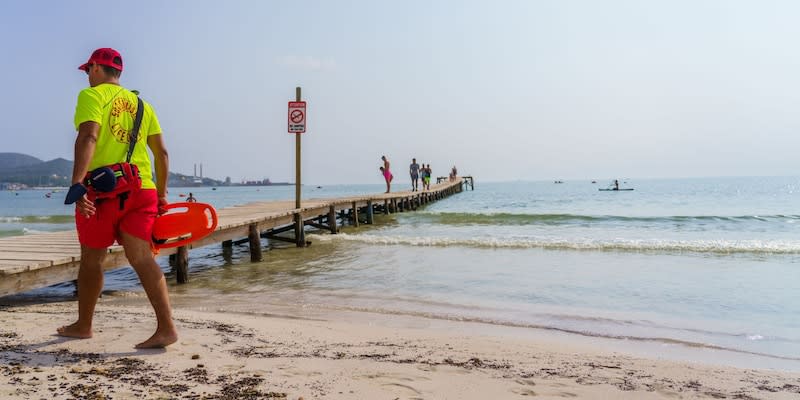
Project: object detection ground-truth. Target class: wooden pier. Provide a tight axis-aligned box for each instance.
[0,179,469,297]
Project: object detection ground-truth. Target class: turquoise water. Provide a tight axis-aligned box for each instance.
[2,177,800,367]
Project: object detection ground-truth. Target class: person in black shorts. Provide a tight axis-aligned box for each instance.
[409,158,420,191]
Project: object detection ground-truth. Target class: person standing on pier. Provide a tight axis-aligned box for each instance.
[423,164,432,190]
[58,48,177,349]
[409,158,420,192]
[381,155,393,193]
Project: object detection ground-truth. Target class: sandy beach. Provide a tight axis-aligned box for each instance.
[1,300,798,399]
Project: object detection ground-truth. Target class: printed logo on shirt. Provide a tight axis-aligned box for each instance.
[109,97,138,144]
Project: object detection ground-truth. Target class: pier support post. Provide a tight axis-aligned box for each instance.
[294,214,306,247]
[384,199,390,214]
[176,246,189,284]
[222,240,233,264]
[352,202,359,227]
[328,205,338,233]
[367,200,374,224]
[248,224,262,261]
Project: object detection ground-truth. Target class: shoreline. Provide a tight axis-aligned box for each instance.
[2,301,799,399]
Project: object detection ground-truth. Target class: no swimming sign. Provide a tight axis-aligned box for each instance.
[288,101,306,133]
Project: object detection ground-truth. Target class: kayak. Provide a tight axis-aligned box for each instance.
[599,188,634,191]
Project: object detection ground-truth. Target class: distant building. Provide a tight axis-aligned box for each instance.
[240,178,290,186]
[1,183,26,190]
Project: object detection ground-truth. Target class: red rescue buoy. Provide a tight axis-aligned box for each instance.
[152,202,218,249]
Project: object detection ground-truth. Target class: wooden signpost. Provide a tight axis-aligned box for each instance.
[289,88,307,246]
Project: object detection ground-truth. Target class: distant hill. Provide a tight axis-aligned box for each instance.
[0,153,72,186]
[0,153,42,170]
[0,152,224,187]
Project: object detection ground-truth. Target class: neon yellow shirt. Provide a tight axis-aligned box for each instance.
[73,83,162,189]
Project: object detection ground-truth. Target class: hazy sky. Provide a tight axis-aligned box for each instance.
[1,0,798,184]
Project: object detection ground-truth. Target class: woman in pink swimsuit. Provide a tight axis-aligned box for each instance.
[381,155,393,193]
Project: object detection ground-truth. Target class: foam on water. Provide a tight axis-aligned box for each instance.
[309,232,800,255]
[0,215,74,224]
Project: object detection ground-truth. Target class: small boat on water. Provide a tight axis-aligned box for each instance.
[600,179,633,191]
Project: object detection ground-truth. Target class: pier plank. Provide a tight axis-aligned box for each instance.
[0,244,81,250]
[0,248,81,255]
[0,264,31,275]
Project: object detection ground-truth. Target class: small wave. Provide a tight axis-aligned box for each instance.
[0,215,74,224]
[0,229,25,238]
[408,212,800,226]
[22,228,49,235]
[309,233,800,255]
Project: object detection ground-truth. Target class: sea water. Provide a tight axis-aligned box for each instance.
[2,177,799,369]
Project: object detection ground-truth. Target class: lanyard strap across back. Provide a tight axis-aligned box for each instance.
[126,97,144,164]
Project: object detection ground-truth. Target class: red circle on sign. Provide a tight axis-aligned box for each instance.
[290,110,304,123]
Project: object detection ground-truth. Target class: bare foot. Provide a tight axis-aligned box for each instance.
[135,330,178,349]
[56,322,92,339]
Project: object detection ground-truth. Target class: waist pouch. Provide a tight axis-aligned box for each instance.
[85,162,142,200]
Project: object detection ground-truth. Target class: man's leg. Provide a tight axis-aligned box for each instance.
[119,231,178,348]
[57,245,107,338]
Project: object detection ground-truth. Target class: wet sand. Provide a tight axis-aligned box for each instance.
[1,301,799,399]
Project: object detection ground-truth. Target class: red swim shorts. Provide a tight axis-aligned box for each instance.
[75,189,158,249]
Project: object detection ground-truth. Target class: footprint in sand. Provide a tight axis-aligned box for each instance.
[416,364,437,372]
[381,382,422,396]
[511,387,538,396]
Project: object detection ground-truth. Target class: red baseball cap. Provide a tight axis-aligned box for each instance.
[78,48,123,72]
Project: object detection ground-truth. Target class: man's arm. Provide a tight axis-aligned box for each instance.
[147,134,169,207]
[70,122,100,216]
[72,122,100,184]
